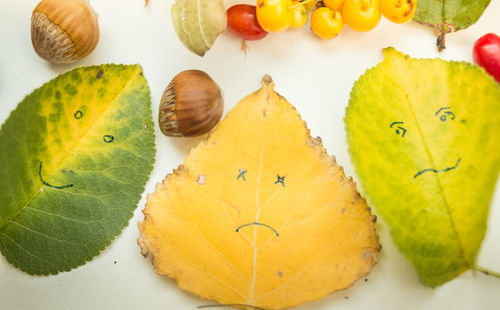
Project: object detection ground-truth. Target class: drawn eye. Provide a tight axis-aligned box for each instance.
[237,168,247,181]
[73,110,114,144]
[390,121,407,138]
[103,135,114,143]
[74,110,83,119]
[275,175,285,187]
[435,107,455,122]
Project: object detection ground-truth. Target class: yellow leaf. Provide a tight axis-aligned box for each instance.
[138,76,379,309]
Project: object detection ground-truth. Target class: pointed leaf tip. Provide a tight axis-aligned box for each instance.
[382,47,398,57]
[262,74,273,86]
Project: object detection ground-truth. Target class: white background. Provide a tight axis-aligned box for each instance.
[1,0,500,309]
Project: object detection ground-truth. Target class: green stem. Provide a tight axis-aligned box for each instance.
[474,265,500,279]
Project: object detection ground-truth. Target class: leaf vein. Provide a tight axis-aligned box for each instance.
[178,189,250,283]
[24,206,100,225]
[153,217,248,300]
[256,239,329,302]
[390,56,468,267]
[10,220,84,246]
[0,230,57,270]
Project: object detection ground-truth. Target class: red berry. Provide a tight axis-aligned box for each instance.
[473,33,500,83]
[227,4,268,41]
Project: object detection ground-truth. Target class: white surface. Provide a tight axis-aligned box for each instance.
[1,0,500,309]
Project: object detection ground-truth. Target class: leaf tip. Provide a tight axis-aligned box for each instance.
[262,74,273,87]
[382,47,412,64]
[382,47,401,59]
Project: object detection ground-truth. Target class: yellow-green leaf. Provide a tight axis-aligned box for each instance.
[138,76,379,309]
[0,64,155,275]
[172,0,226,56]
[345,48,500,287]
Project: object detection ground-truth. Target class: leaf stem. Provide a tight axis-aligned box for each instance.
[437,30,446,52]
[474,265,500,279]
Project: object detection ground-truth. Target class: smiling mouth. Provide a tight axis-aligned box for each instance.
[39,161,73,189]
[414,158,461,178]
[236,222,279,237]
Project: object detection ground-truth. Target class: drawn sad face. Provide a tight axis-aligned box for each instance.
[197,168,286,238]
[235,169,284,237]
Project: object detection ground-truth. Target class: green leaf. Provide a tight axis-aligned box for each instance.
[171,0,227,56]
[0,64,156,275]
[414,0,491,51]
[345,48,500,287]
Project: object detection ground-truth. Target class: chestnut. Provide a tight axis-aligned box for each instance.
[159,70,223,137]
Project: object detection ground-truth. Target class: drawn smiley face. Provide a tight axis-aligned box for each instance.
[38,109,115,190]
[390,106,461,179]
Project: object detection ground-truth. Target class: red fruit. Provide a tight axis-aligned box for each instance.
[473,33,500,83]
[227,4,268,41]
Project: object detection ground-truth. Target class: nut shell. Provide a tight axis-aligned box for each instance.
[31,0,99,63]
[159,70,224,137]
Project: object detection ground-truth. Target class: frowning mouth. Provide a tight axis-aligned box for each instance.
[236,222,279,237]
[414,158,461,178]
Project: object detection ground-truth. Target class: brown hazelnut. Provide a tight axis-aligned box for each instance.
[31,0,99,64]
[159,70,223,137]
